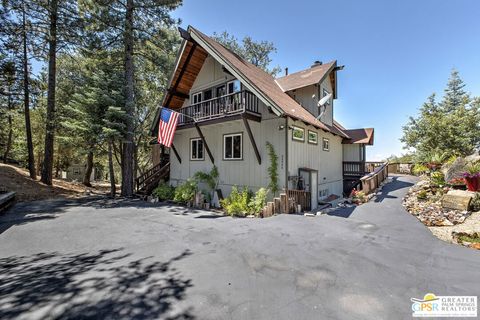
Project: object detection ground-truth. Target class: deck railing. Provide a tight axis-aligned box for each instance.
[287,189,311,212]
[343,161,366,177]
[360,162,389,194]
[178,90,259,125]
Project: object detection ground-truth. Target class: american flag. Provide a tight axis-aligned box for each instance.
[158,108,179,147]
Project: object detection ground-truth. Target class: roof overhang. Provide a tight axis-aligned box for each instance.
[342,128,374,145]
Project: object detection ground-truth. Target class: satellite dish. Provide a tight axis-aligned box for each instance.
[316,93,332,120]
[317,93,332,107]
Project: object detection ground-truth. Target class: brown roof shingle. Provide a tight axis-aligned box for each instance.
[275,61,337,92]
[342,128,374,145]
[190,27,349,138]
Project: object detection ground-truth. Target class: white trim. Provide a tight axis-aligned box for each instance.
[322,137,330,151]
[189,27,284,117]
[223,133,243,160]
[227,79,241,94]
[190,138,205,160]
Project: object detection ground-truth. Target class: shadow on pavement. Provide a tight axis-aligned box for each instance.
[0,248,194,320]
[373,176,414,203]
[0,197,188,235]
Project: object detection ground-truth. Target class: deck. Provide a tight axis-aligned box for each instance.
[177,90,260,127]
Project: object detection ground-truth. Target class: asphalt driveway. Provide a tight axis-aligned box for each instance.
[1,175,479,319]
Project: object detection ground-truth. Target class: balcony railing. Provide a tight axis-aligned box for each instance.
[343,161,386,177]
[178,90,259,125]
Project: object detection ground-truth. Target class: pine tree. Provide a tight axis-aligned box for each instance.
[0,0,36,177]
[79,0,181,196]
[26,0,85,185]
[401,70,480,158]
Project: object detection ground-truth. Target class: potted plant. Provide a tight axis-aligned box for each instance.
[463,162,480,192]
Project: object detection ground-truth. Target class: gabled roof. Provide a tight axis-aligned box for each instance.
[342,128,375,145]
[276,61,337,93]
[152,26,350,138]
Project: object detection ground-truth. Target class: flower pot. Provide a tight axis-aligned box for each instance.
[465,176,480,191]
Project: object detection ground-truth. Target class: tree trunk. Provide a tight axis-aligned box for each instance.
[3,115,13,164]
[108,140,116,198]
[83,150,94,187]
[22,1,36,179]
[40,0,58,185]
[120,0,135,197]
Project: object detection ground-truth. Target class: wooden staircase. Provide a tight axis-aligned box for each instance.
[135,161,170,196]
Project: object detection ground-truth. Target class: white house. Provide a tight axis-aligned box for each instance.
[148,26,374,210]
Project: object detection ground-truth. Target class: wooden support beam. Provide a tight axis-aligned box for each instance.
[164,43,197,108]
[171,143,181,164]
[194,123,214,164]
[169,89,189,99]
[242,115,261,165]
[178,27,192,41]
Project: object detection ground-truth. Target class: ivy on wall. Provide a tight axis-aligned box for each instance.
[266,142,279,195]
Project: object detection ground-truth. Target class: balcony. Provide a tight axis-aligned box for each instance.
[177,90,260,126]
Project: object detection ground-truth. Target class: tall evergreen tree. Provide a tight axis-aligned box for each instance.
[79,0,181,196]
[0,0,37,177]
[401,70,480,158]
[25,0,85,185]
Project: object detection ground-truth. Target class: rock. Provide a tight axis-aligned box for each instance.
[465,153,480,164]
[441,190,474,211]
[437,219,454,226]
[470,243,480,250]
[441,157,467,182]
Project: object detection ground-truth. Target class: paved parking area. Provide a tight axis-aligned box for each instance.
[1,175,479,319]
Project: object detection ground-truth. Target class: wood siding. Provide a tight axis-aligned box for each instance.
[170,114,286,197]
[287,118,343,201]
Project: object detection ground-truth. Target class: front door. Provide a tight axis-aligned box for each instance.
[298,168,318,211]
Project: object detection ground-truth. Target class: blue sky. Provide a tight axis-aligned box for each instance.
[172,0,480,160]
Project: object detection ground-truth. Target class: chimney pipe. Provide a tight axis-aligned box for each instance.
[311,60,323,68]
[285,67,288,76]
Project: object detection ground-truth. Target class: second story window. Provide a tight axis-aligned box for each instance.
[227,80,241,94]
[190,138,204,160]
[322,138,330,151]
[192,92,202,105]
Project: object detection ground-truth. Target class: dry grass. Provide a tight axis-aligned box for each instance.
[0,163,114,202]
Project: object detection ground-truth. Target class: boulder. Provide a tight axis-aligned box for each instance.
[441,190,474,211]
[465,152,480,164]
[441,157,467,182]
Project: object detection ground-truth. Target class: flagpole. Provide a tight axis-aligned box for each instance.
[161,106,197,123]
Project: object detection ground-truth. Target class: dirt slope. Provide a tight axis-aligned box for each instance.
[0,164,111,202]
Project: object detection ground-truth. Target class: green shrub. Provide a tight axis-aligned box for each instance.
[417,189,428,200]
[471,193,480,212]
[248,188,269,216]
[220,186,251,217]
[173,179,197,204]
[465,161,480,175]
[430,171,445,187]
[412,164,429,176]
[193,166,219,190]
[152,183,175,201]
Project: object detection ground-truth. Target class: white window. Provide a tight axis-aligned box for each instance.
[223,133,242,160]
[227,80,241,94]
[192,92,202,105]
[190,138,204,160]
[322,138,330,151]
